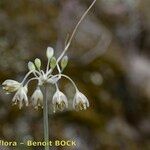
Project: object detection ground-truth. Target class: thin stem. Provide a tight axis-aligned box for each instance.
[49,74,78,91]
[25,77,39,86]
[41,70,45,76]
[46,64,61,77]
[56,64,61,73]
[37,67,43,74]
[46,63,61,77]
[46,58,51,73]
[46,69,52,77]
[34,70,42,76]
[43,0,97,78]
[43,84,49,150]
[55,83,59,91]
[61,74,78,91]
[21,70,33,84]
[33,72,39,78]
[47,74,53,79]
[57,0,97,63]
[21,70,41,85]
[65,33,70,47]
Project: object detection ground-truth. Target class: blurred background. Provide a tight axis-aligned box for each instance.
[0,0,150,149]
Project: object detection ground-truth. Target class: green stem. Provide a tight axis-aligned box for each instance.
[43,84,49,150]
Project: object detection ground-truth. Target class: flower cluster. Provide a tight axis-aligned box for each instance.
[2,47,89,112]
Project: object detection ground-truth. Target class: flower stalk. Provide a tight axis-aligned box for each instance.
[1,0,97,148]
[43,84,49,150]
[57,0,97,63]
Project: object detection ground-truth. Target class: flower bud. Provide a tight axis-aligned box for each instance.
[46,47,54,59]
[28,61,35,71]
[61,56,68,70]
[50,57,56,69]
[34,58,41,69]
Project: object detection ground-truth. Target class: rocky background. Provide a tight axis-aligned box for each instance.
[0,0,150,149]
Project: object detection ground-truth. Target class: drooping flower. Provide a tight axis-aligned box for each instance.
[73,91,89,111]
[2,79,21,94]
[12,86,28,109]
[31,87,43,109]
[52,89,68,113]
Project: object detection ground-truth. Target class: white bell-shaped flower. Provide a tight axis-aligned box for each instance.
[12,86,28,109]
[2,79,21,94]
[52,89,68,113]
[73,91,89,111]
[31,87,43,109]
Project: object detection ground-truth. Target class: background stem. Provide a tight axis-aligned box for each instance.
[43,84,49,150]
[56,0,97,63]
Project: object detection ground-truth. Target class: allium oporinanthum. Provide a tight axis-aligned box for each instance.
[2,47,89,111]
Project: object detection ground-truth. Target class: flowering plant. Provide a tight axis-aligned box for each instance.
[2,0,96,150]
[2,47,89,112]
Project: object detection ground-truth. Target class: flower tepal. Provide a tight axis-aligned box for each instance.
[12,85,28,109]
[31,87,43,109]
[2,80,21,94]
[73,91,90,111]
[52,89,68,113]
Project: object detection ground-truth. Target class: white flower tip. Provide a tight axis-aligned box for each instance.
[28,61,35,71]
[46,47,54,59]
